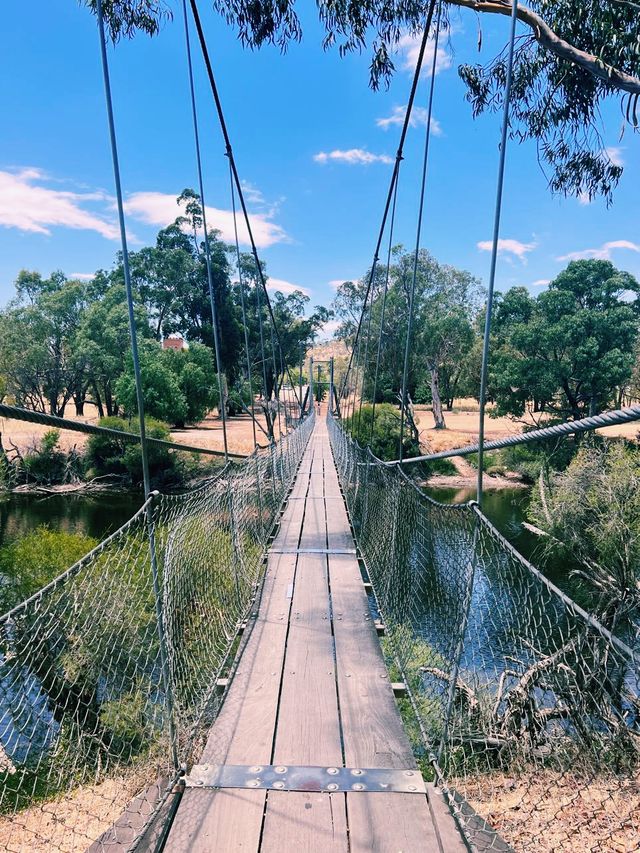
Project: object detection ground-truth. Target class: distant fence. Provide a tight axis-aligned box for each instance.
[328,413,639,852]
[0,410,314,852]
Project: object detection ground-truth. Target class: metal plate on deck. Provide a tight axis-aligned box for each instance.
[184,764,426,794]
[270,547,357,555]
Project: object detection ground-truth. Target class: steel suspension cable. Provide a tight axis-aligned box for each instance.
[398,0,443,462]
[339,0,439,406]
[229,161,259,451]
[254,259,273,441]
[96,0,153,499]
[188,0,302,411]
[181,0,229,460]
[356,283,375,433]
[268,310,285,439]
[383,404,640,466]
[369,173,400,444]
[96,0,178,771]
[476,0,519,507]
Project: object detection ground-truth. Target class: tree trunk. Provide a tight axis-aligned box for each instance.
[105,388,115,417]
[92,383,104,419]
[429,366,446,429]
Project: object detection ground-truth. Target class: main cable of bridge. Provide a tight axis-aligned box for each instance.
[188,0,304,417]
[181,0,230,461]
[338,0,439,411]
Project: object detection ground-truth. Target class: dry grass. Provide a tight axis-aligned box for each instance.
[0,392,305,462]
[464,770,640,852]
[0,772,147,853]
[412,400,640,456]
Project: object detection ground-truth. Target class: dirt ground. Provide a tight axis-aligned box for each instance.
[2,396,638,480]
[0,390,304,461]
[412,399,640,454]
[0,774,145,853]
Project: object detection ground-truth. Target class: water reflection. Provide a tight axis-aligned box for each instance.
[0,492,142,552]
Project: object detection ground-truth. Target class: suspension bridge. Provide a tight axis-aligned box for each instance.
[1,0,639,850]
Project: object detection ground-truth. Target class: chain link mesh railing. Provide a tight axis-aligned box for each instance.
[328,412,640,852]
[0,410,314,852]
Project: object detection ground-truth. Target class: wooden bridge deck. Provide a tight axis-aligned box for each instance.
[165,418,465,852]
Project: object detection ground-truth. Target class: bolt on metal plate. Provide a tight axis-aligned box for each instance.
[184,764,426,794]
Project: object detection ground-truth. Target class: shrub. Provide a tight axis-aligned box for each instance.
[227,381,252,416]
[115,341,187,425]
[20,430,84,485]
[529,441,640,620]
[85,416,178,488]
[343,403,419,461]
[163,342,219,424]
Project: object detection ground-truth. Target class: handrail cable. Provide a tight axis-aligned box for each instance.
[398,0,442,461]
[382,403,640,466]
[476,0,519,506]
[338,0,439,405]
[181,0,229,460]
[188,0,303,413]
[0,402,246,459]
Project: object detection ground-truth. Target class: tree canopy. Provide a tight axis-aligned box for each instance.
[333,248,482,429]
[0,189,328,430]
[87,0,640,202]
[490,259,640,422]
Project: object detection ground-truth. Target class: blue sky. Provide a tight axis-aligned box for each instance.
[1,2,639,335]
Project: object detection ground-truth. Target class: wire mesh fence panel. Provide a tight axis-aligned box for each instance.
[0,411,314,853]
[328,413,640,853]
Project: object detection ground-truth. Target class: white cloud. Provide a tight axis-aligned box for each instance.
[318,318,341,339]
[477,238,537,261]
[604,146,624,168]
[395,32,452,77]
[313,149,393,166]
[0,167,118,239]
[531,279,550,287]
[557,240,640,262]
[124,191,287,249]
[70,272,95,281]
[240,180,265,206]
[266,277,311,297]
[376,105,442,136]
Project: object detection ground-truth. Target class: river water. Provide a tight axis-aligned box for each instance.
[0,485,546,581]
[0,491,142,552]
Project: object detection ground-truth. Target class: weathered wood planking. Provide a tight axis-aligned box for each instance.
[328,552,446,851]
[165,444,314,851]
[165,420,465,852]
[261,550,347,852]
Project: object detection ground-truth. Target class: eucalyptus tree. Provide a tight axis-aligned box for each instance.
[490,260,640,422]
[0,271,92,416]
[87,1,640,203]
[334,249,481,428]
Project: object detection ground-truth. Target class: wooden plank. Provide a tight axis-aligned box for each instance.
[165,551,298,852]
[261,541,348,851]
[328,551,464,852]
[325,498,354,552]
[297,497,327,550]
[166,420,464,852]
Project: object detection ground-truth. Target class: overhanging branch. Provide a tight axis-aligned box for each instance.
[447,0,640,95]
